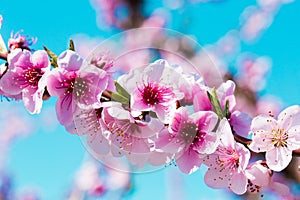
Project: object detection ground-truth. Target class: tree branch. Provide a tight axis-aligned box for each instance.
[0,52,7,61]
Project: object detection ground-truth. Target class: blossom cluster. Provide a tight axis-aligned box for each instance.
[0,42,299,198]
[1,0,299,198]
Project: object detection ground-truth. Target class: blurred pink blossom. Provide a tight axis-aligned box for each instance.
[90,0,123,29]
[0,103,34,169]
[213,30,241,60]
[0,15,3,29]
[256,96,283,116]
[191,50,225,87]
[236,54,271,92]
[72,34,103,58]
[75,161,105,194]
[240,7,271,42]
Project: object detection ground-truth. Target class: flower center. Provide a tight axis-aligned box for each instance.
[271,128,288,147]
[56,71,77,96]
[17,67,43,88]
[74,77,89,98]
[55,71,77,110]
[217,148,240,170]
[95,108,103,119]
[139,82,174,106]
[75,109,102,134]
[178,121,206,148]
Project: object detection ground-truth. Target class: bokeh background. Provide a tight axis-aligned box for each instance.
[1,0,300,199]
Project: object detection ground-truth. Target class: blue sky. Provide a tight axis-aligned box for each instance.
[1,0,300,199]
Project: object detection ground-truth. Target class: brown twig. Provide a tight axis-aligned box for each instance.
[233,133,252,145]
[0,52,8,61]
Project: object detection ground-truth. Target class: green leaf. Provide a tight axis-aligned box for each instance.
[207,88,225,119]
[43,46,58,68]
[224,100,230,119]
[111,92,130,107]
[69,39,75,51]
[115,81,130,99]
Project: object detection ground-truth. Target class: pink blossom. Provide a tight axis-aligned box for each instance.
[155,107,219,174]
[204,119,250,194]
[47,50,109,128]
[0,49,49,114]
[118,59,183,124]
[8,31,37,51]
[102,102,163,167]
[249,105,300,171]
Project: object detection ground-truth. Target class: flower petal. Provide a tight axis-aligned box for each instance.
[143,59,165,83]
[154,103,176,124]
[56,96,74,126]
[218,119,235,149]
[251,115,276,133]
[57,50,83,71]
[76,66,108,108]
[154,129,183,153]
[230,171,247,194]
[230,110,251,137]
[197,132,218,154]
[0,70,24,95]
[287,125,300,148]
[31,50,49,68]
[204,163,230,189]
[8,49,31,69]
[217,80,236,111]
[266,147,292,172]
[87,132,110,155]
[148,151,173,166]
[125,152,149,168]
[245,162,270,187]
[176,149,202,174]
[193,88,212,112]
[235,142,251,170]
[191,111,219,132]
[22,86,44,114]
